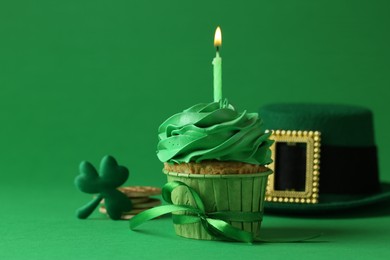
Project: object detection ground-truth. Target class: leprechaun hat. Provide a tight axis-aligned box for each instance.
[259,103,390,213]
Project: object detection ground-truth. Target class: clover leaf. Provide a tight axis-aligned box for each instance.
[75,155,132,220]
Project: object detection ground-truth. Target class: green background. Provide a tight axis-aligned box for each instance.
[1,0,389,259]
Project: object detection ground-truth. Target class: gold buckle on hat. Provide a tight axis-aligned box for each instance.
[265,130,321,204]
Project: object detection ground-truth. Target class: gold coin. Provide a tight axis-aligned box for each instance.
[132,198,162,209]
[99,206,148,215]
[130,197,150,204]
[119,186,162,197]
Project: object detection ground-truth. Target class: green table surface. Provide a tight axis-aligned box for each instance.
[1,180,390,260]
[1,0,390,259]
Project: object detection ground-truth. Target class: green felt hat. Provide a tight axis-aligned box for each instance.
[259,103,390,214]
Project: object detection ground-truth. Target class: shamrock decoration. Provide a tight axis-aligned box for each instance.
[75,155,132,220]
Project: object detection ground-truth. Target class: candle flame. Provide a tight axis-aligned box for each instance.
[214,26,222,47]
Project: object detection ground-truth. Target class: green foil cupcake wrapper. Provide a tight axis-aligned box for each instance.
[165,170,272,240]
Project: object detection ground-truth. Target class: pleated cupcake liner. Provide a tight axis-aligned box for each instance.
[165,171,272,240]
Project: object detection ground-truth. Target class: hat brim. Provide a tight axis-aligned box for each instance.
[264,182,390,214]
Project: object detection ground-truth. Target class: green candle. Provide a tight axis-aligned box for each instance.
[213,26,222,102]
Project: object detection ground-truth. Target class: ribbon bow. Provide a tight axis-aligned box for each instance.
[130,181,264,243]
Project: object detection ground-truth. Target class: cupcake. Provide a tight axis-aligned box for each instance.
[157,100,273,240]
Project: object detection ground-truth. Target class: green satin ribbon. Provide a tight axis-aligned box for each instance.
[130,181,266,243]
[130,181,321,243]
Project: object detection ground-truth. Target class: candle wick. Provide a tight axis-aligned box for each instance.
[216,46,219,53]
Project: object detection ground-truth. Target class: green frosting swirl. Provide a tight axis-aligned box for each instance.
[157,100,273,165]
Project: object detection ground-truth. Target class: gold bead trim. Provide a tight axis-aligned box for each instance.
[265,129,321,204]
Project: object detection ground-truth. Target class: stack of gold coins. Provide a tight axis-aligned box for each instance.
[99,186,162,220]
